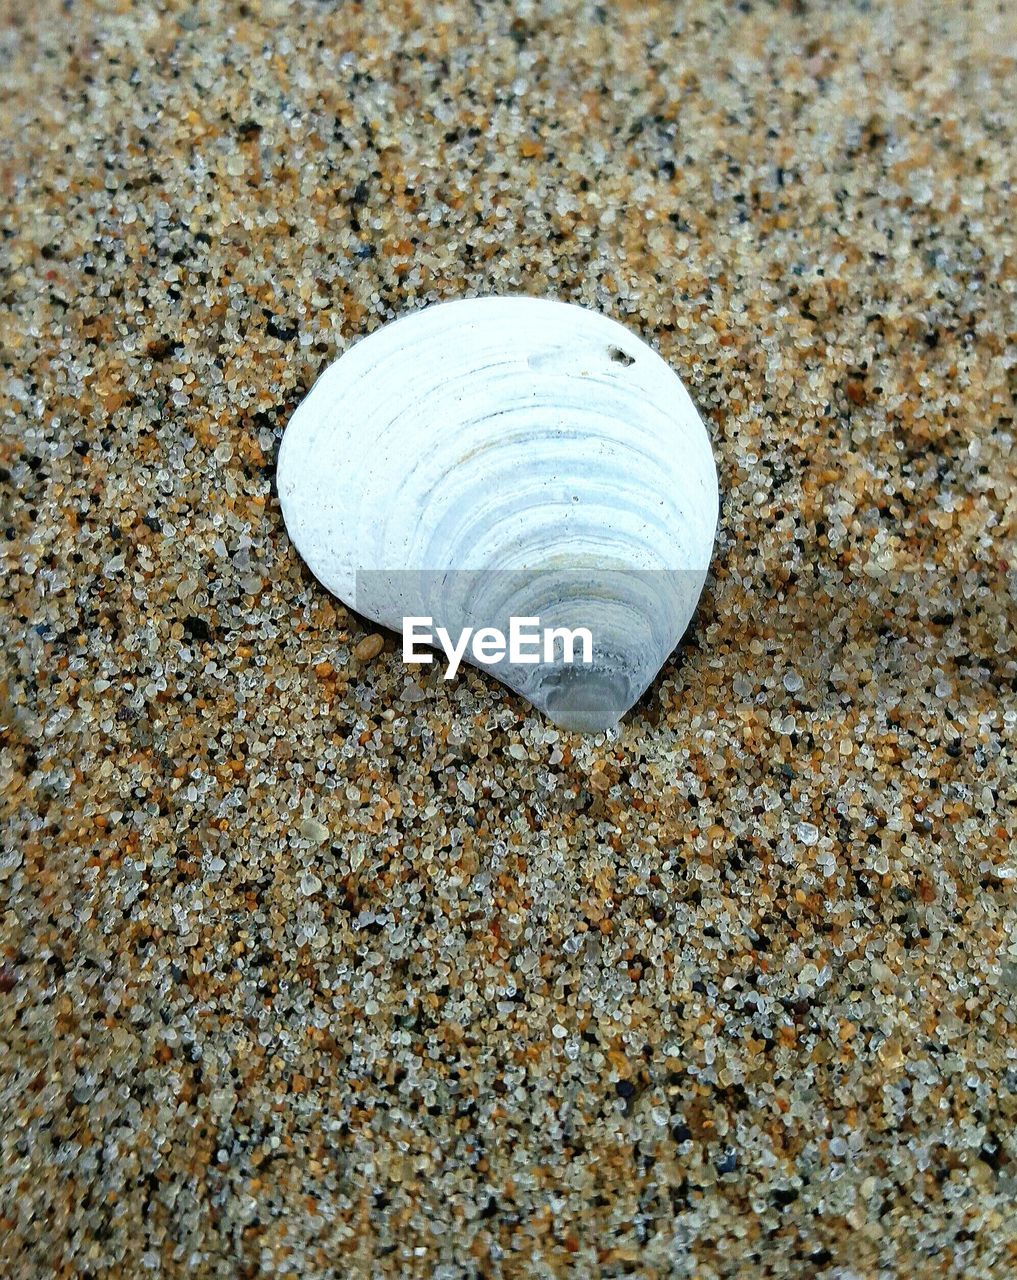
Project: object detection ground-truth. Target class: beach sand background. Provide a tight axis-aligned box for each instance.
[1,2,1015,1276]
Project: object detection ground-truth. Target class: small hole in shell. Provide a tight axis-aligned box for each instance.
[608,346,635,366]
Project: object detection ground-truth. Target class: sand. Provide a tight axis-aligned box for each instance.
[1,2,1015,1276]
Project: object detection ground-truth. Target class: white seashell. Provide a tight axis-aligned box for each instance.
[278,297,718,732]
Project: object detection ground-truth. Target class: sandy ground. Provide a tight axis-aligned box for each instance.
[1,2,1015,1277]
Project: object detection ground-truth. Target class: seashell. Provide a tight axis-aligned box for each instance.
[278,297,718,732]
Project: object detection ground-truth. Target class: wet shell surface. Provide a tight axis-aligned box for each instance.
[278,297,719,732]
